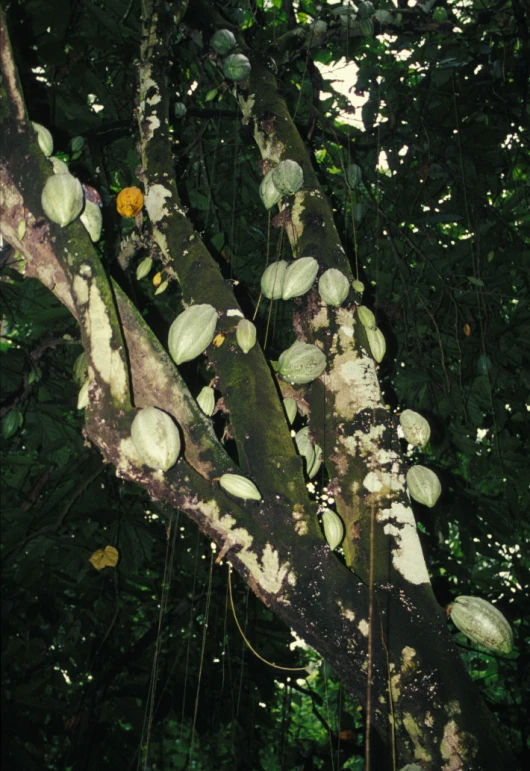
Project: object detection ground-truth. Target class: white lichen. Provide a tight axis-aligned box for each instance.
[377,501,430,585]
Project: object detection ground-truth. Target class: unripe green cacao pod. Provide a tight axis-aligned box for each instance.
[80,199,102,242]
[346,163,362,189]
[77,378,90,410]
[283,397,297,425]
[168,304,218,365]
[357,305,376,329]
[399,409,431,447]
[321,509,344,550]
[136,256,153,281]
[219,473,262,501]
[271,159,304,197]
[353,201,367,220]
[294,426,316,471]
[450,596,512,654]
[307,443,322,479]
[374,10,392,24]
[73,352,88,385]
[278,341,326,385]
[366,326,386,363]
[131,406,181,471]
[261,261,288,299]
[432,8,448,22]
[223,53,251,82]
[32,122,53,157]
[210,29,236,55]
[358,1,374,18]
[173,102,187,118]
[318,268,350,306]
[50,156,69,174]
[406,465,441,507]
[197,386,216,416]
[282,257,319,300]
[41,173,84,227]
[236,318,257,354]
[259,171,282,210]
[311,20,327,37]
[352,279,365,294]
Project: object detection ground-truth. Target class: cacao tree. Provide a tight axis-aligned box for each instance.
[1,1,528,769]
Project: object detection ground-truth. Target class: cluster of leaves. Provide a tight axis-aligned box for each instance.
[1,0,529,768]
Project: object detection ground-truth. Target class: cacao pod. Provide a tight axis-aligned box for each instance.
[450,596,512,654]
[399,409,431,447]
[406,465,441,508]
[271,159,304,196]
[236,318,257,354]
[219,473,262,501]
[77,378,90,410]
[173,102,187,117]
[136,256,153,280]
[73,352,88,385]
[197,386,216,416]
[365,327,386,363]
[358,1,374,18]
[32,122,53,157]
[278,341,326,385]
[168,304,218,365]
[259,170,282,210]
[41,173,84,227]
[130,406,181,471]
[223,53,251,82]
[80,199,103,242]
[116,186,144,218]
[282,257,319,300]
[352,279,365,294]
[374,10,392,24]
[50,156,69,175]
[210,29,236,55]
[357,305,376,329]
[318,268,350,307]
[261,260,288,299]
[294,427,316,472]
[321,509,344,550]
[346,163,362,189]
[283,397,297,425]
[307,443,322,479]
[432,8,448,22]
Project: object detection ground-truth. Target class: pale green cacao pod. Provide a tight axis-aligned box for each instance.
[374,10,392,24]
[278,341,326,385]
[307,443,322,479]
[136,256,153,280]
[346,163,362,189]
[32,122,53,157]
[236,318,257,354]
[41,173,84,227]
[80,200,102,242]
[77,378,90,410]
[261,261,288,299]
[168,304,218,365]
[318,268,350,306]
[400,409,430,447]
[73,352,88,385]
[131,406,181,471]
[294,427,316,472]
[259,171,282,210]
[366,326,386,363]
[321,509,344,550]
[219,473,262,501]
[173,102,187,118]
[283,397,297,425]
[352,279,364,294]
[282,257,319,300]
[357,305,376,329]
[406,465,441,508]
[223,53,251,81]
[197,386,216,416]
[450,596,512,654]
[210,29,236,55]
[50,156,69,174]
[271,159,304,196]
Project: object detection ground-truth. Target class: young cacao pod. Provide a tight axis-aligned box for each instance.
[365,326,386,363]
[131,406,181,471]
[236,319,257,354]
[219,473,262,501]
[278,341,326,385]
[32,122,53,157]
[450,596,512,654]
[197,386,216,416]
[80,199,103,242]
[50,156,69,175]
[399,409,431,447]
[358,1,374,18]
[352,279,365,294]
[41,173,84,227]
[346,163,362,189]
[321,509,344,550]
[294,426,316,472]
[271,159,304,196]
[259,171,282,210]
[318,268,350,307]
[77,379,90,410]
[168,304,218,365]
[357,305,376,329]
[173,102,187,118]
[136,256,153,281]
[261,261,288,299]
[210,29,237,55]
[307,443,323,479]
[283,397,297,425]
[116,186,144,218]
[73,352,88,385]
[406,465,441,507]
[374,10,393,24]
[223,53,251,81]
[282,257,319,300]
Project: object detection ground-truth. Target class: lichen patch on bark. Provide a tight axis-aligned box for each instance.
[377,502,430,585]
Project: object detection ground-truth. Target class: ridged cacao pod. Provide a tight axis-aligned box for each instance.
[450,596,512,654]
[80,200,102,242]
[259,171,282,210]
[366,326,386,363]
[357,305,376,329]
[352,279,365,294]
[282,257,319,300]
[32,122,53,157]
[73,352,88,385]
[116,186,144,218]
[346,163,362,188]
[278,341,326,385]
[318,268,350,306]
[307,443,322,479]
[41,173,84,227]
[210,29,236,55]
[399,409,431,447]
[223,53,251,81]
[236,319,257,354]
[271,159,304,196]
[50,156,69,175]
[173,102,187,117]
[321,509,344,550]
[77,379,90,410]
[261,261,288,299]
[197,386,216,416]
[358,1,374,18]
[294,426,315,471]
[283,397,297,425]
[136,256,153,280]
[168,304,218,365]
[406,465,441,508]
[219,473,262,501]
[130,406,181,471]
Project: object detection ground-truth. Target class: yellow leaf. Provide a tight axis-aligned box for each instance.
[89,545,119,570]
